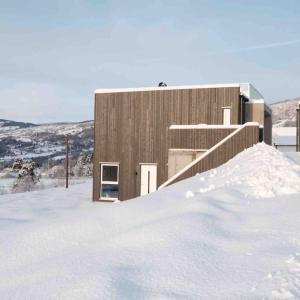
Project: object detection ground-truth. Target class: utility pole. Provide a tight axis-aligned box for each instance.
[297,103,300,152]
[65,135,69,188]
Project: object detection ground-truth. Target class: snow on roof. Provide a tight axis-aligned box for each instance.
[94,83,241,94]
[95,83,269,110]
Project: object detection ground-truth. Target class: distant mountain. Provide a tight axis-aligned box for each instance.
[0,119,37,129]
[0,120,93,167]
[271,97,300,127]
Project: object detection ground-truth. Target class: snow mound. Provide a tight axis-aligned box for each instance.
[2,144,300,299]
[195,143,300,198]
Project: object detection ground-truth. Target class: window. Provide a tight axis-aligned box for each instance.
[100,163,119,200]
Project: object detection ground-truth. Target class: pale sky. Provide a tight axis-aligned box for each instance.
[1,0,300,123]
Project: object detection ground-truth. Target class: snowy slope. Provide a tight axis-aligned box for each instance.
[271,98,300,127]
[0,119,36,130]
[1,143,300,299]
[0,119,93,164]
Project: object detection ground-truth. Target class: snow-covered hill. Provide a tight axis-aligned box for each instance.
[271,97,300,127]
[0,119,93,166]
[0,119,36,129]
[1,143,300,299]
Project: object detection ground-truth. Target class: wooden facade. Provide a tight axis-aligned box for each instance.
[245,102,272,145]
[162,124,259,187]
[169,128,236,149]
[93,85,269,201]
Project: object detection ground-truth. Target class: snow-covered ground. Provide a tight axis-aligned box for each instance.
[1,143,300,299]
[285,152,300,165]
[0,178,87,195]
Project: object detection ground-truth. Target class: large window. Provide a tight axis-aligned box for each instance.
[100,163,119,200]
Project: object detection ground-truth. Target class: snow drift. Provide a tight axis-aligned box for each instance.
[0,143,300,300]
[192,142,300,198]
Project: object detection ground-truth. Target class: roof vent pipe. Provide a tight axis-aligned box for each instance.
[158,82,167,87]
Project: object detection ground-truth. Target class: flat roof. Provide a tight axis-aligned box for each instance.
[94,83,241,94]
[94,83,271,111]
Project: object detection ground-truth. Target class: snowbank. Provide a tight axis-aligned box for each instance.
[192,143,300,198]
[0,178,87,195]
[0,143,300,299]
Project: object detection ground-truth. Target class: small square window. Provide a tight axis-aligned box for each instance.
[102,165,118,182]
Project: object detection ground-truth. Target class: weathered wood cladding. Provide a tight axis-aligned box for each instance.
[168,125,259,185]
[245,102,272,145]
[245,102,264,126]
[93,87,241,201]
[169,128,236,150]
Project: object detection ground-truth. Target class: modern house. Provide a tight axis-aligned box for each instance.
[93,83,272,201]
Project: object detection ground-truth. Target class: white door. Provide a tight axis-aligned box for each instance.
[140,164,157,196]
[223,108,231,126]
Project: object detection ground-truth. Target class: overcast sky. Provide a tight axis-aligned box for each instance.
[1,0,300,123]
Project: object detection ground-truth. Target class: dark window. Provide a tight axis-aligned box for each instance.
[102,165,118,182]
[101,184,119,199]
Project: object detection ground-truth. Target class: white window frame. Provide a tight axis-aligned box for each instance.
[100,162,119,201]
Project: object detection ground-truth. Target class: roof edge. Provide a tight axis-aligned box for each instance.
[94,83,241,94]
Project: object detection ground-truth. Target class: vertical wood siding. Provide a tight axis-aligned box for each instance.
[93,87,241,201]
[167,125,259,185]
[169,128,236,150]
[245,103,264,126]
[245,102,272,145]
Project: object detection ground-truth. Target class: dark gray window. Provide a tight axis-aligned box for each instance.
[102,165,118,182]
